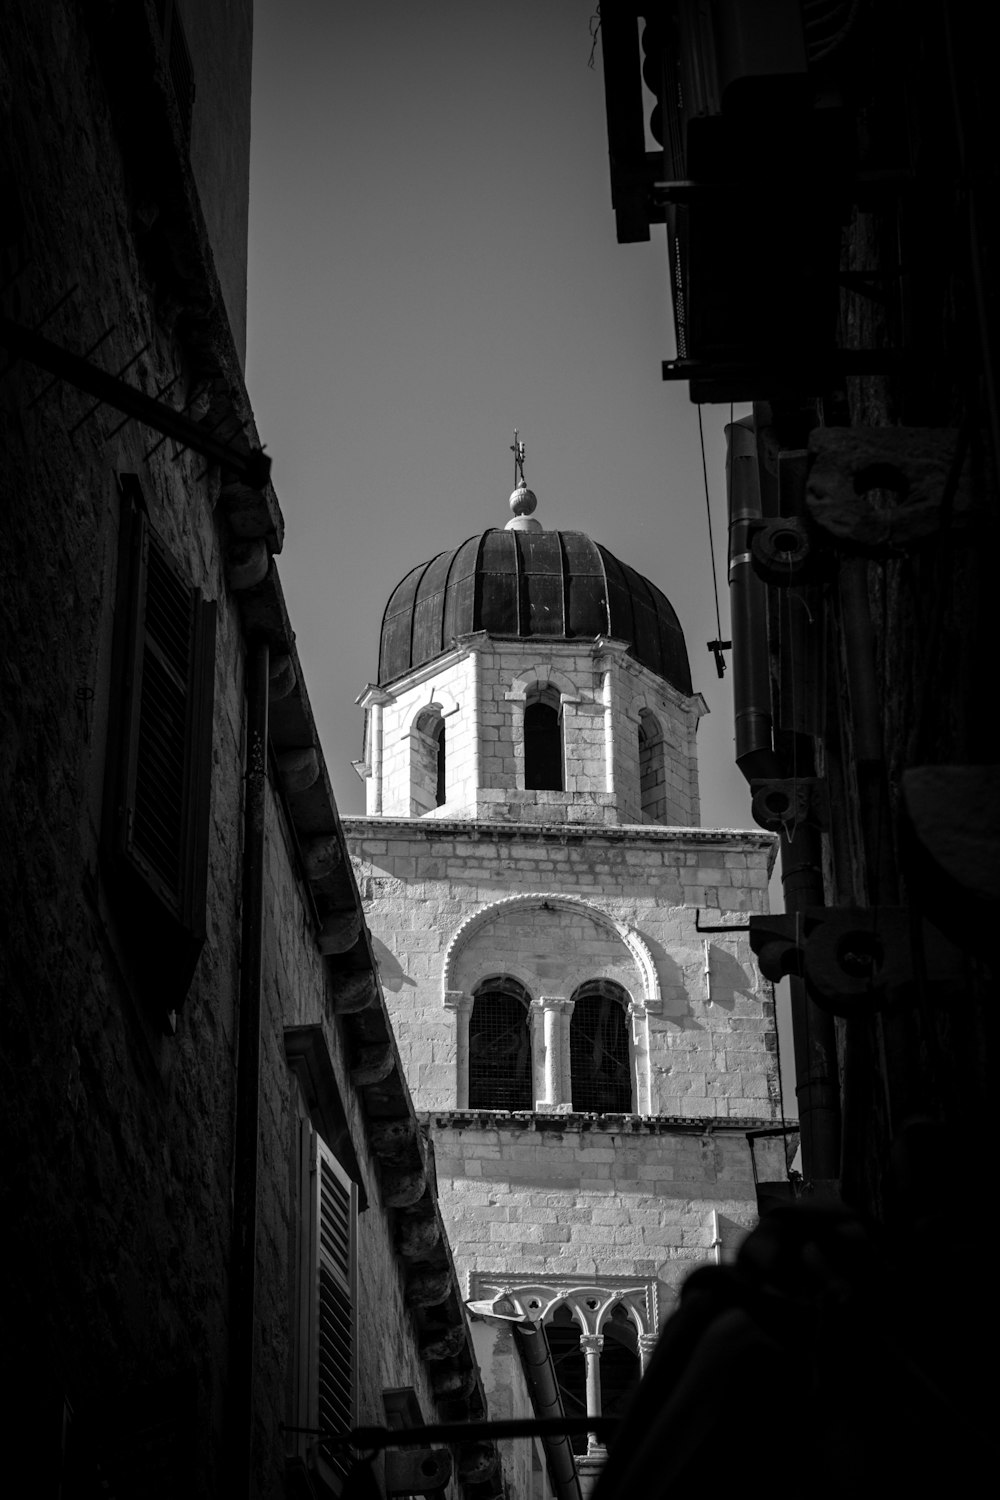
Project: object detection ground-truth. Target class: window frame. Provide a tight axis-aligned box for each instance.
[102,475,216,1010]
[523,684,564,792]
[292,1114,359,1494]
[568,981,634,1114]
[410,707,447,814]
[467,976,534,1110]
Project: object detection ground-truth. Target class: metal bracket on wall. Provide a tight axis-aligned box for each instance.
[0,314,270,489]
[748,905,958,1017]
[750,777,830,834]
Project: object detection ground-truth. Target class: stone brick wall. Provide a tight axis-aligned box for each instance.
[363,636,705,827]
[432,1114,787,1299]
[259,789,451,1483]
[0,5,469,1492]
[347,819,779,1120]
[1,5,250,1485]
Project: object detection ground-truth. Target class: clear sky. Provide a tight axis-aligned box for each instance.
[246,1,795,1111]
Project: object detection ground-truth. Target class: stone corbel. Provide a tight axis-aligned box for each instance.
[807,426,979,549]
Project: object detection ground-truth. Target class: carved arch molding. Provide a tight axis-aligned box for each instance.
[441,893,662,1013]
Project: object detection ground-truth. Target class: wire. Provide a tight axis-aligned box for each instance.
[697,405,725,644]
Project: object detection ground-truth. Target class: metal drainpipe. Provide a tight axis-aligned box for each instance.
[511,1323,583,1500]
[780,823,841,1181]
[726,418,781,783]
[230,640,269,1494]
[726,419,840,1183]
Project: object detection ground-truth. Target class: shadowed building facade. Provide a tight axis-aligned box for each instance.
[347,474,788,1493]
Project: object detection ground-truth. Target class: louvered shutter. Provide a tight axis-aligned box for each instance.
[303,1123,357,1488]
[107,477,215,953]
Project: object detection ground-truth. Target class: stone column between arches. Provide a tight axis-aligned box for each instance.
[531,996,574,1111]
[444,990,474,1109]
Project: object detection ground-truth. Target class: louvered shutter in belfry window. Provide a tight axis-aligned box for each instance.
[309,1128,357,1483]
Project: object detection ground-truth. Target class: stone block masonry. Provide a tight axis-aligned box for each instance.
[359,634,707,827]
[430,1113,788,1299]
[345,816,780,1119]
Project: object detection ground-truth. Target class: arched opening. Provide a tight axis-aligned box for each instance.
[599,1303,641,1424]
[411,709,446,814]
[638,709,666,822]
[468,977,532,1109]
[524,685,563,791]
[546,1304,588,1455]
[569,981,632,1113]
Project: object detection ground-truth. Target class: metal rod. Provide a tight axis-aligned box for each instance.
[282,1417,619,1449]
[103,369,181,440]
[67,339,151,432]
[229,642,270,1495]
[0,317,269,487]
[26,325,114,410]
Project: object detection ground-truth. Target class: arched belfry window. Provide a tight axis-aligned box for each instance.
[524,684,563,791]
[411,710,446,814]
[570,981,632,1113]
[638,709,666,822]
[468,977,532,1110]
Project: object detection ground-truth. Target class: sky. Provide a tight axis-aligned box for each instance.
[245,1,795,1111]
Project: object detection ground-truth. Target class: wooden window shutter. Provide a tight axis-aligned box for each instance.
[106,477,216,967]
[296,1120,358,1488]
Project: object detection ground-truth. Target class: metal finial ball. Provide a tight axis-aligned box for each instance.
[509,482,537,517]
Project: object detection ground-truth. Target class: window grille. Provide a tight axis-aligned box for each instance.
[468,979,532,1109]
[524,688,563,791]
[570,984,632,1113]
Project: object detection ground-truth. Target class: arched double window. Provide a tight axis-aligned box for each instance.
[545,1298,641,1455]
[570,981,632,1113]
[468,976,532,1110]
[524,684,563,791]
[637,709,666,822]
[410,709,445,814]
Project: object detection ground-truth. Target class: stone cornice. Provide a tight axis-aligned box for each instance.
[422,1110,789,1135]
[342,814,776,854]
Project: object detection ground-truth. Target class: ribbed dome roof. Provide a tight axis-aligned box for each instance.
[378,529,692,694]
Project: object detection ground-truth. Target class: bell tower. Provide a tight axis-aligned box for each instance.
[343,457,784,1495]
[357,471,706,829]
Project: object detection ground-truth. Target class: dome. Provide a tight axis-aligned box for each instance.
[378,529,692,694]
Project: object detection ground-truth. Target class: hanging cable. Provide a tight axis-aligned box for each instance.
[699,406,730,676]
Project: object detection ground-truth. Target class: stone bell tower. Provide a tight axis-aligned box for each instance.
[343,450,784,1495]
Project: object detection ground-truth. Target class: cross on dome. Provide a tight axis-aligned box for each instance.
[506,427,541,532]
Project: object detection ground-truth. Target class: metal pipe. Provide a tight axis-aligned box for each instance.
[230,640,270,1494]
[513,1323,584,1500]
[726,418,781,781]
[780,823,841,1181]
